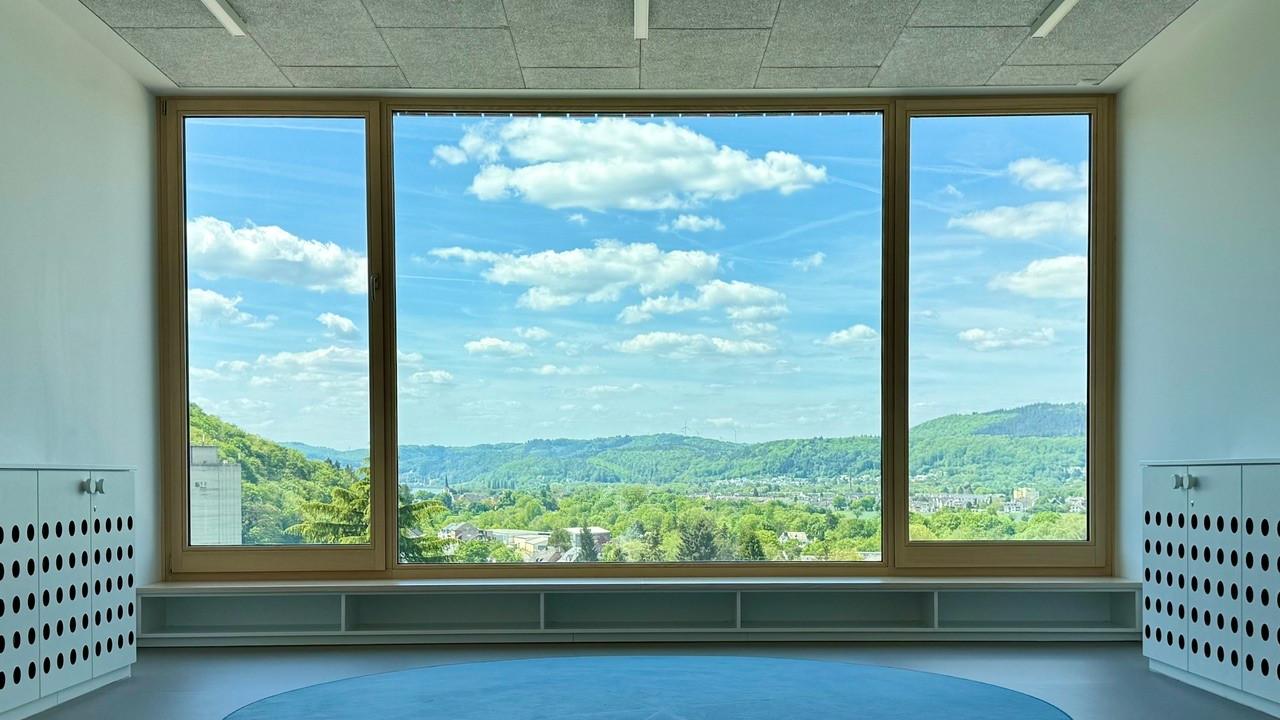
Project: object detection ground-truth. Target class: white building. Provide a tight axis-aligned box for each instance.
[189,445,243,546]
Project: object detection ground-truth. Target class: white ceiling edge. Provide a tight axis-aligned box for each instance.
[1100,0,1219,92]
[39,0,175,92]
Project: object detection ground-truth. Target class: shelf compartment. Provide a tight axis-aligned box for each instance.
[740,591,935,629]
[936,590,1137,631]
[140,593,342,636]
[344,592,541,632]
[543,591,737,630]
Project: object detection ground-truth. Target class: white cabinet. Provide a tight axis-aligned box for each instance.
[1144,461,1280,717]
[0,467,136,719]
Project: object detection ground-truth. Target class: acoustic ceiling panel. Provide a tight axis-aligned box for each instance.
[908,0,1051,28]
[754,66,878,89]
[228,0,395,66]
[1005,0,1199,65]
[381,28,523,88]
[361,0,508,28]
[522,67,640,90]
[116,28,291,87]
[649,0,781,29]
[987,64,1118,87]
[504,0,638,68]
[873,26,1028,88]
[280,65,407,88]
[79,0,222,28]
[641,29,770,90]
[763,0,917,67]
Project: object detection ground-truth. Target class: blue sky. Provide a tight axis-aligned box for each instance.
[185,113,1087,450]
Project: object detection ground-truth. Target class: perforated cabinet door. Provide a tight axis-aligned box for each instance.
[35,471,93,694]
[0,471,40,712]
[91,470,136,676]
[1187,465,1243,689]
[1143,465,1189,669]
[1243,464,1280,701]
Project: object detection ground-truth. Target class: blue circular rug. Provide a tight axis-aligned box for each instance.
[225,656,1070,719]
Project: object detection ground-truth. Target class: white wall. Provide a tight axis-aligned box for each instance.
[0,3,159,583]
[1115,0,1280,577]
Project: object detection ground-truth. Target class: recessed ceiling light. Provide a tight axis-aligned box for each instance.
[200,0,247,37]
[1031,0,1081,38]
[634,0,649,40]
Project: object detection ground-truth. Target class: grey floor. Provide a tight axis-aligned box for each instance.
[35,642,1264,720]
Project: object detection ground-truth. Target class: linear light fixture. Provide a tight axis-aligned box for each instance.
[634,0,649,40]
[1031,0,1081,38]
[200,0,247,37]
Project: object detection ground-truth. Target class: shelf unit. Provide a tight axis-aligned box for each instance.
[139,578,1140,646]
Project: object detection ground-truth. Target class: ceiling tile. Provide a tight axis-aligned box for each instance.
[908,0,1050,27]
[116,28,290,87]
[381,28,523,88]
[764,0,916,67]
[1005,0,1198,65]
[755,66,877,89]
[361,0,507,28]
[79,0,221,27]
[649,0,780,29]
[987,64,1117,86]
[642,29,769,89]
[523,67,639,89]
[279,66,407,88]
[872,26,1027,87]
[228,0,395,66]
[504,0,638,67]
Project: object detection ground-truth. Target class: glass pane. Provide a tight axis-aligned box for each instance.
[907,114,1089,542]
[393,112,883,564]
[185,117,372,546]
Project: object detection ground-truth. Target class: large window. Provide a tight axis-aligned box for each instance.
[907,114,1090,543]
[160,97,1111,576]
[392,112,883,564]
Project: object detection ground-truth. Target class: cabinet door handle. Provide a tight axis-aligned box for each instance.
[1172,474,1184,490]
[81,478,95,494]
[94,478,106,495]
[1185,474,1198,490]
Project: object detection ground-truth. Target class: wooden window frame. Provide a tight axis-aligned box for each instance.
[157,95,1114,580]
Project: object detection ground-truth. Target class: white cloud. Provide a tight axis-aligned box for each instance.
[989,255,1087,299]
[190,367,222,382]
[410,370,454,385]
[316,312,359,337]
[1008,157,1088,191]
[659,214,724,233]
[187,216,367,294]
[734,321,777,336]
[216,359,251,373]
[188,288,276,329]
[958,327,1057,351]
[706,417,737,428]
[439,116,826,211]
[530,364,596,376]
[791,252,825,271]
[941,184,964,199]
[464,337,531,356]
[586,383,643,395]
[947,196,1087,239]
[257,345,368,369]
[432,144,468,166]
[819,324,880,346]
[514,326,552,341]
[431,241,719,311]
[615,332,774,358]
[567,213,588,225]
[618,279,787,324]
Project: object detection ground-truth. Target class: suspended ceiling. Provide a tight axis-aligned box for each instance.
[75,0,1200,91]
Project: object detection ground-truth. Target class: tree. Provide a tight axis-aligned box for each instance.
[737,533,766,561]
[601,543,624,562]
[576,526,599,562]
[288,473,371,544]
[397,484,450,563]
[678,514,718,562]
[638,528,665,562]
[549,527,572,551]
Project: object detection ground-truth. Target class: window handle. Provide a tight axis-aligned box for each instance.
[370,272,381,302]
